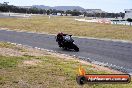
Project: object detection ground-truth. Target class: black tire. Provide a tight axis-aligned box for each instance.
[73,44,79,52]
[76,76,86,85]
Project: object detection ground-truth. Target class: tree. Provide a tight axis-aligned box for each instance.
[100,13,106,18]
[58,10,64,16]
[46,10,50,15]
[52,9,57,15]
[71,9,81,16]
[3,2,9,5]
[0,2,48,14]
[83,12,87,17]
[127,18,132,26]
[66,10,72,14]
[120,12,125,19]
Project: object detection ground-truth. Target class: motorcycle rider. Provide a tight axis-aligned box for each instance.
[56,32,67,47]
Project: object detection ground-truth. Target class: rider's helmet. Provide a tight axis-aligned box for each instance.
[58,32,63,36]
[57,32,64,41]
[57,32,64,37]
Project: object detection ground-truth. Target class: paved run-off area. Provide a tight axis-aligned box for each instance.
[0,29,132,74]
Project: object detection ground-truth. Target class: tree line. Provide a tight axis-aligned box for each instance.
[0,2,126,18]
[0,3,81,16]
[0,2,46,14]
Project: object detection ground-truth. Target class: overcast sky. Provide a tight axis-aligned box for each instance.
[0,0,131,13]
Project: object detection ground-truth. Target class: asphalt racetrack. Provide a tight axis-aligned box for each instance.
[0,29,132,74]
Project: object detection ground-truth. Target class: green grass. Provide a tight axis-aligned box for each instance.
[0,56,23,68]
[0,55,132,88]
[0,16,132,40]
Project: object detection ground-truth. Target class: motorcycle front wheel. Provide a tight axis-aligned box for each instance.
[73,44,79,52]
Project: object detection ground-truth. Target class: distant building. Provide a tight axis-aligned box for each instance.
[66,14,72,16]
[57,13,61,16]
[124,9,132,19]
[79,14,85,17]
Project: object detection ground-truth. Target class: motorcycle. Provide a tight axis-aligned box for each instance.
[56,35,79,52]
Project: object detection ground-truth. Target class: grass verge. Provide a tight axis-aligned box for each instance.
[0,42,132,88]
[0,55,132,88]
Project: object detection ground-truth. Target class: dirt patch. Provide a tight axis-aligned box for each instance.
[22,47,50,57]
[23,59,42,66]
[0,45,49,57]
[0,48,23,56]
